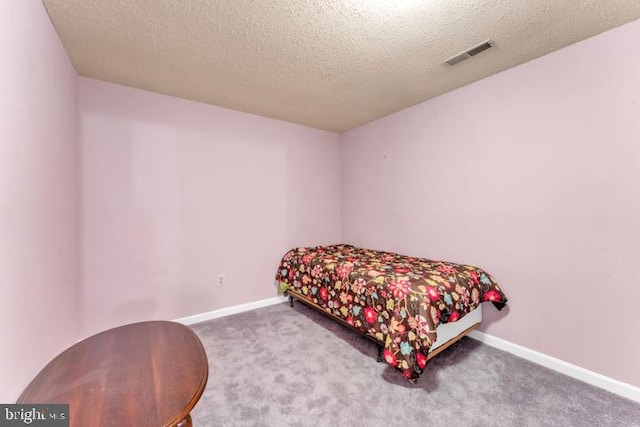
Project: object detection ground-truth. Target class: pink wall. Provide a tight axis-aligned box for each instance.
[78,77,341,337]
[0,1,79,400]
[342,20,640,387]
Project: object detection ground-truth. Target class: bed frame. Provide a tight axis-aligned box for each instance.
[286,288,481,363]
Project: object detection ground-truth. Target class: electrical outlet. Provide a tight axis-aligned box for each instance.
[217,274,225,286]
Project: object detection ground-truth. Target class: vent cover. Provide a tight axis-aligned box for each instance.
[444,40,494,66]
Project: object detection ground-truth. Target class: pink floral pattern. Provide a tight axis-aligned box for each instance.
[276,244,507,381]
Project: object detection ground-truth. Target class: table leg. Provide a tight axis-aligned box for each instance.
[176,414,192,427]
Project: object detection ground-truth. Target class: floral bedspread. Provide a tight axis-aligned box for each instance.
[275,244,507,381]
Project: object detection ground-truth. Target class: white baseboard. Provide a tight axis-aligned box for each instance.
[174,295,288,325]
[468,330,640,403]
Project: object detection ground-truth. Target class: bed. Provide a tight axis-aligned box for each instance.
[275,244,507,382]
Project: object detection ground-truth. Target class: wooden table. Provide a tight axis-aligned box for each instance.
[17,321,208,427]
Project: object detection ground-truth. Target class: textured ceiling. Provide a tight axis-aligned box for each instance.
[43,0,640,132]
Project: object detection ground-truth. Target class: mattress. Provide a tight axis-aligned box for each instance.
[430,304,482,351]
[276,244,507,381]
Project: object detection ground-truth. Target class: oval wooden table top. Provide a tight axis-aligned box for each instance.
[17,321,208,427]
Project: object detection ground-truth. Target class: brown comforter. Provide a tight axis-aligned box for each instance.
[275,244,507,381]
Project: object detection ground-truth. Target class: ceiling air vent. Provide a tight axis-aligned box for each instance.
[444,40,493,66]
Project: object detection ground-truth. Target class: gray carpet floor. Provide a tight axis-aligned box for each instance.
[189,302,640,427]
